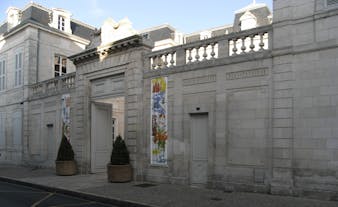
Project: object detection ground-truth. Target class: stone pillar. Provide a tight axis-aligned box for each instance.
[271,55,295,195]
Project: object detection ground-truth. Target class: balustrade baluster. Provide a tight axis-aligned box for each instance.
[157,56,162,69]
[232,38,238,55]
[249,35,255,52]
[210,43,216,59]
[241,37,247,54]
[195,47,200,62]
[203,45,208,60]
[151,56,157,70]
[187,48,193,64]
[259,33,265,51]
[170,52,175,66]
[164,54,168,68]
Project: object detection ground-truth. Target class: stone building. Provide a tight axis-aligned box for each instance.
[1,0,338,200]
[0,2,94,166]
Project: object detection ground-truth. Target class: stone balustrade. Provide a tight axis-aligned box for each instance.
[147,25,272,70]
[30,72,76,97]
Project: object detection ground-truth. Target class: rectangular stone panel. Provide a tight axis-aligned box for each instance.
[91,75,124,98]
[227,87,268,166]
[30,113,41,155]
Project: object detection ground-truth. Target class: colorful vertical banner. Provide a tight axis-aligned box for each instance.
[61,94,71,140]
[151,77,168,165]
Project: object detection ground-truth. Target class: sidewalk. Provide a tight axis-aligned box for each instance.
[0,165,337,207]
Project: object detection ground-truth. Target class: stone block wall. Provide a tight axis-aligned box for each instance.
[143,55,273,191]
[292,48,338,199]
[270,0,338,199]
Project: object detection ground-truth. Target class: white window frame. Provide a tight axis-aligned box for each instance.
[14,51,23,87]
[58,15,65,31]
[54,55,67,77]
[0,58,6,91]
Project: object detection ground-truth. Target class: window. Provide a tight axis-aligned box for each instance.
[0,59,5,91]
[58,15,65,31]
[327,0,338,6]
[15,52,23,87]
[54,55,67,77]
[49,9,72,34]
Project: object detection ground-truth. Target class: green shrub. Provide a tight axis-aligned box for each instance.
[56,133,75,161]
[110,135,130,165]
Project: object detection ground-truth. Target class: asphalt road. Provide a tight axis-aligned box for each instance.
[0,180,117,207]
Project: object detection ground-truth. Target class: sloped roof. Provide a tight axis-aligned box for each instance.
[0,2,95,40]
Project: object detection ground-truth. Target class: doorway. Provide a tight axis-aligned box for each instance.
[190,113,209,186]
[90,97,125,173]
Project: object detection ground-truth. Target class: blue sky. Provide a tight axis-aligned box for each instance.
[0,0,272,33]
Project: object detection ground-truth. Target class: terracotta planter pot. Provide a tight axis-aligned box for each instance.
[107,163,132,182]
[55,160,77,176]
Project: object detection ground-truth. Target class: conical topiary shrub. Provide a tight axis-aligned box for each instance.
[107,135,132,182]
[56,133,75,161]
[55,133,76,176]
[110,135,130,165]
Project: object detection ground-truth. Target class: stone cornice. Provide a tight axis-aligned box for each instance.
[69,35,154,65]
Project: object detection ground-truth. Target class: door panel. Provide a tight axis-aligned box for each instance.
[191,114,208,185]
[91,102,112,173]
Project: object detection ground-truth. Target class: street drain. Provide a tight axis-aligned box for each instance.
[133,183,157,188]
[210,197,222,201]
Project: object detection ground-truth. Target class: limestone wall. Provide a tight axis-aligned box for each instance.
[0,27,32,165]
[26,94,65,167]
[270,0,338,199]
[0,22,89,166]
[143,53,273,190]
[37,30,87,82]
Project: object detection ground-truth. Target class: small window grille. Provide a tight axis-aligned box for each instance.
[327,0,338,6]
[142,33,149,39]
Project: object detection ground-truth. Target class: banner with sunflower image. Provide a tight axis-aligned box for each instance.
[150,77,168,165]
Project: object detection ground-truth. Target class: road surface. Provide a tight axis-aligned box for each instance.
[0,180,117,207]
